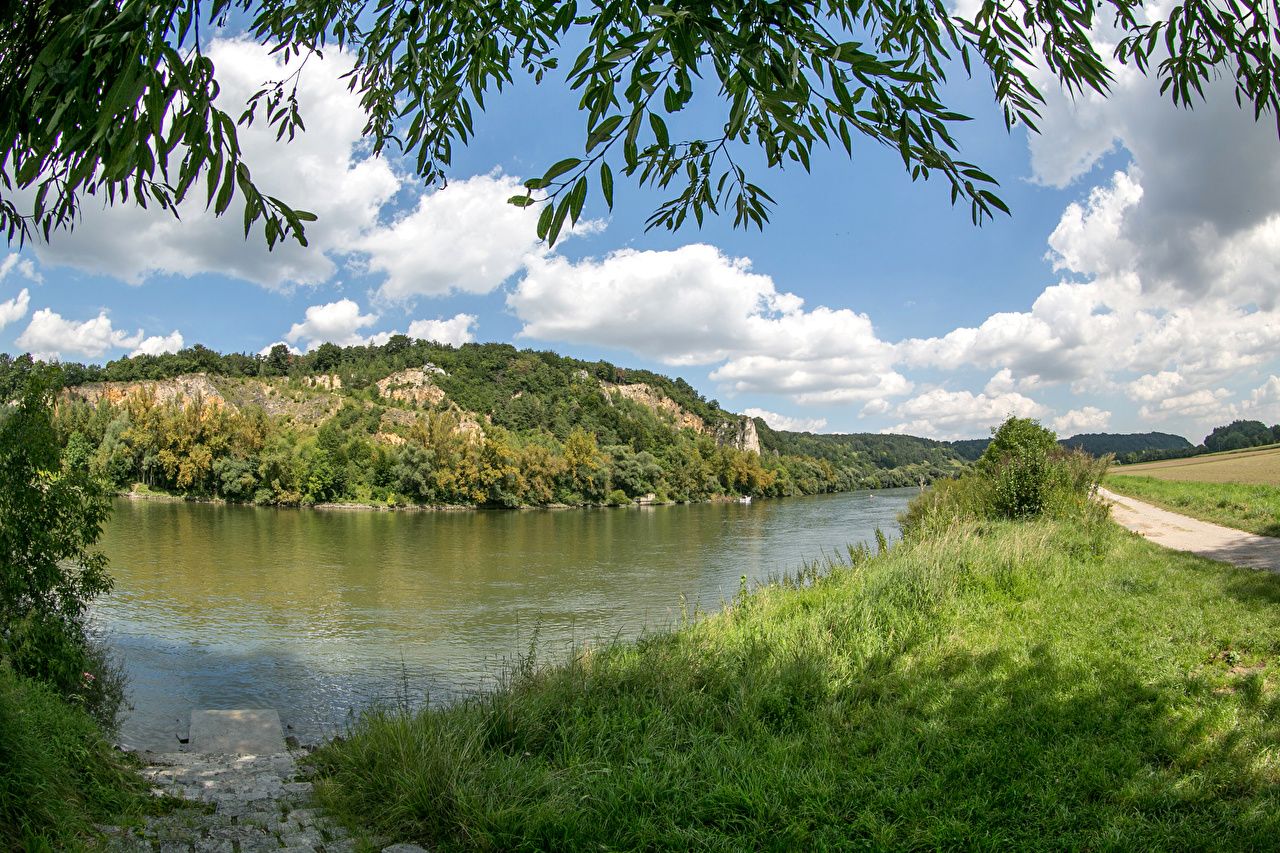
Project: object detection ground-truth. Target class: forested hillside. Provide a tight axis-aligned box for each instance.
[947,431,1197,463]
[1060,432,1192,458]
[0,342,969,508]
[754,421,968,488]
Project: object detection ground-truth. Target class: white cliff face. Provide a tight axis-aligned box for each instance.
[715,416,761,455]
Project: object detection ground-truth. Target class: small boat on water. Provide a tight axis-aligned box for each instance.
[738,496,752,504]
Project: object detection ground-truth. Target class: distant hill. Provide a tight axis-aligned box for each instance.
[945,431,1194,462]
[1,341,971,507]
[1060,432,1193,458]
[753,422,969,489]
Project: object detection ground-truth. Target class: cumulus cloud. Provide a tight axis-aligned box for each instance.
[1053,406,1111,435]
[511,244,908,403]
[29,38,400,289]
[1,253,42,285]
[16,309,144,360]
[130,331,185,357]
[1138,388,1233,423]
[258,340,303,357]
[362,173,575,301]
[285,299,379,351]
[0,288,30,330]
[742,408,828,433]
[1241,375,1280,423]
[885,388,1049,440]
[407,314,477,347]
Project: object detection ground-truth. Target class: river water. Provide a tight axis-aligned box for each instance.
[94,489,913,750]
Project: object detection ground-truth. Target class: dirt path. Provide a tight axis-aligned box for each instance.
[1099,487,1280,572]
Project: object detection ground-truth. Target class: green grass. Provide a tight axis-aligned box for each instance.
[1107,475,1280,536]
[311,517,1280,850]
[0,664,155,850]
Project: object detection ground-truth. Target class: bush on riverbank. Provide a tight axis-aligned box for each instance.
[900,417,1109,536]
[310,506,1280,848]
[0,664,151,849]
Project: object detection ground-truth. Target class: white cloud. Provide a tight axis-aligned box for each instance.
[743,408,828,433]
[130,331,185,357]
[1,253,42,285]
[511,244,909,403]
[886,388,1049,440]
[361,173,561,301]
[1053,406,1111,435]
[1138,388,1233,423]
[1126,370,1183,403]
[1240,375,1280,424]
[407,314,477,347]
[285,299,379,351]
[16,309,144,360]
[0,288,30,330]
[28,38,400,289]
[258,341,303,356]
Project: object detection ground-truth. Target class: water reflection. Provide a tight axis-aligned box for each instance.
[94,490,913,750]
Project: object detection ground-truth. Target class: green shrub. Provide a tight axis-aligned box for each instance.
[902,417,1109,535]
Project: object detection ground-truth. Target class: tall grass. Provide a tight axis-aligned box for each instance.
[311,513,1280,849]
[0,663,152,849]
[1107,475,1280,536]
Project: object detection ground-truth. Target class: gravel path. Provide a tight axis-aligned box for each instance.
[1100,487,1280,572]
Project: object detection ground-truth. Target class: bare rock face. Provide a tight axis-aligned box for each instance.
[601,382,706,432]
[304,374,342,391]
[376,368,447,407]
[715,416,762,455]
[63,373,228,409]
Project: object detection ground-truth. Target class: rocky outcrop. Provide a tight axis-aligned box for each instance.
[376,368,446,407]
[61,374,343,424]
[304,373,342,391]
[63,374,228,410]
[601,382,706,432]
[715,416,762,455]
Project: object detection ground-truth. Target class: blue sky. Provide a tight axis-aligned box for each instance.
[3,25,1279,441]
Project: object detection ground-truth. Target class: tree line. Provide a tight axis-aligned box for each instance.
[0,340,972,509]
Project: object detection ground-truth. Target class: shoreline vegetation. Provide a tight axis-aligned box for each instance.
[305,420,1280,849]
[1,342,971,512]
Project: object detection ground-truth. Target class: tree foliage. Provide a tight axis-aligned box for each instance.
[3,0,1278,246]
[0,365,119,726]
[6,339,974,510]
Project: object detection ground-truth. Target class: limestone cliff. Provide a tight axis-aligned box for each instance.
[715,415,762,455]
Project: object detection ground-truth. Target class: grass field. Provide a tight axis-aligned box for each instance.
[1105,475,1280,537]
[1115,444,1280,485]
[311,517,1280,850]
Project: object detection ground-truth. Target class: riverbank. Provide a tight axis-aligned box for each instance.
[119,485,848,513]
[308,514,1280,849]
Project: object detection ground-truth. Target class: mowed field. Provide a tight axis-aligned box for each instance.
[1114,444,1280,485]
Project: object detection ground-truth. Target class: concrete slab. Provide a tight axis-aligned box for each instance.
[189,710,285,755]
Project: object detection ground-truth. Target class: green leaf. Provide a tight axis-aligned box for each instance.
[543,157,581,182]
[600,161,614,208]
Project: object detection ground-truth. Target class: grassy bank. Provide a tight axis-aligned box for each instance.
[311,514,1280,849]
[1107,474,1280,536]
[0,665,154,849]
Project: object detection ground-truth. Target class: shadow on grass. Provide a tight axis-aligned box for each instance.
[316,628,1280,850]
[830,642,1280,848]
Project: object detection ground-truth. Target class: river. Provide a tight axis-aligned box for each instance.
[94,489,914,750]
